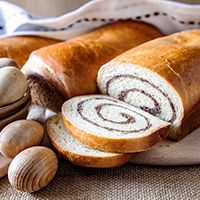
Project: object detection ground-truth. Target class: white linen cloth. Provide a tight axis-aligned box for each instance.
[0,0,200,40]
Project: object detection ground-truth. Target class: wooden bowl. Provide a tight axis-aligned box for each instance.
[0,99,31,131]
[0,90,30,119]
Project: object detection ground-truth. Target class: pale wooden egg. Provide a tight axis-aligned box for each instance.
[8,146,58,193]
[0,58,18,69]
[0,120,44,158]
[0,67,28,107]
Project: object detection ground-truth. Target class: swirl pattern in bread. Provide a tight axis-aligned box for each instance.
[62,95,170,153]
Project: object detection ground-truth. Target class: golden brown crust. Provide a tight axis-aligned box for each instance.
[0,36,60,67]
[47,113,135,168]
[23,20,162,111]
[62,112,170,153]
[109,30,200,140]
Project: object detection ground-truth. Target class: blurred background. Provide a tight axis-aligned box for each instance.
[3,0,200,17]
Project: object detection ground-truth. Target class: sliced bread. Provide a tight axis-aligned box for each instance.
[97,30,200,141]
[62,95,170,153]
[47,113,135,168]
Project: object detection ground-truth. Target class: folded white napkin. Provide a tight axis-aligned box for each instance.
[0,0,200,40]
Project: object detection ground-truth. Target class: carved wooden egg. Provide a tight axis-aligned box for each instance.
[0,67,28,107]
[8,146,58,193]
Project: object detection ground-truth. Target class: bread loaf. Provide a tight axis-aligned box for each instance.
[62,95,170,153]
[22,20,162,112]
[0,36,60,67]
[47,113,135,168]
[97,30,200,141]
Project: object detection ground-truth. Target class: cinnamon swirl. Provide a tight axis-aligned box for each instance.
[62,95,169,153]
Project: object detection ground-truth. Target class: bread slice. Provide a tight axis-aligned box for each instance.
[47,113,135,168]
[62,95,170,153]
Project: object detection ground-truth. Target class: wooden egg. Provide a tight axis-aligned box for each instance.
[0,99,31,131]
[0,120,44,158]
[0,154,12,178]
[0,89,30,119]
[8,146,58,193]
[0,58,18,69]
[0,67,28,107]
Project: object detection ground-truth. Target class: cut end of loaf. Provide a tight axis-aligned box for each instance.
[22,55,66,112]
[97,62,184,130]
[47,113,135,168]
[27,75,64,112]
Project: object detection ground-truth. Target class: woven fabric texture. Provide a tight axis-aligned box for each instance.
[0,160,200,200]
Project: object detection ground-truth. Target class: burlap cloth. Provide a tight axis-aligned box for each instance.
[1,160,200,200]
